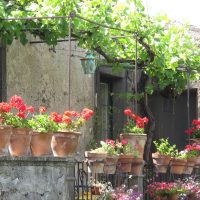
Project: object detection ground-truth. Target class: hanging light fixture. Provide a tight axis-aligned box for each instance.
[80,52,97,74]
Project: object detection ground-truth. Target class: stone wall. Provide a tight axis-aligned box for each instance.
[0,157,75,200]
[5,35,95,151]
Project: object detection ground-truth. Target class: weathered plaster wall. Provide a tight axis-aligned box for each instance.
[0,157,75,200]
[6,34,95,151]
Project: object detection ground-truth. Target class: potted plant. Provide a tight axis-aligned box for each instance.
[181,144,199,174]
[85,146,107,174]
[116,139,140,173]
[0,101,13,155]
[28,106,58,156]
[152,138,176,173]
[185,119,200,145]
[122,108,148,157]
[146,181,183,200]
[100,139,119,174]
[177,178,200,200]
[170,151,187,175]
[3,95,34,156]
[188,143,200,167]
[51,108,94,157]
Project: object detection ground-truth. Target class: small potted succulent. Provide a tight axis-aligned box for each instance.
[152,138,176,173]
[28,106,58,156]
[122,108,148,157]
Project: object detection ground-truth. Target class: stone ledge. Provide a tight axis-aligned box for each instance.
[0,156,76,167]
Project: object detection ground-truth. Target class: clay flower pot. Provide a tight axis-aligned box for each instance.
[152,153,171,173]
[51,131,81,157]
[131,157,144,175]
[9,128,32,156]
[31,132,53,156]
[117,154,134,173]
[170,158,187,174]
[103,155,119,174]
[85,151,107,174]
[123,133,147,157]
[0,125,12,155]
[183,157,196,174]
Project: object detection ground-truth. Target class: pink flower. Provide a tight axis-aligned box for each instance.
[123,108,132,116]
[121,139,128,145]
[106,139,115,146]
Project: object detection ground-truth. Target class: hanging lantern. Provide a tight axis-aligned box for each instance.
[80,52,97,74]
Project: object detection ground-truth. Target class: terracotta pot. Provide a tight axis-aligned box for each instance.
[51,131,81,157]
[183,157,196,174]
[104,155,119,174]
[85,151,107,174]
[31,132,53,156]
[131,157,144,175]
[117,154,133,173]
[0,126,12,155]
[195,155,200,166]
[167,194,178,200]
[170,158,187,174]
[9,128,32,156]
[123,134,147,157]
[152,153,171,173]
[91,186,101,195]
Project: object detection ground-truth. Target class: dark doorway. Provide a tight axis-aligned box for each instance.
[149,89,197,150]
[95,66,127,141]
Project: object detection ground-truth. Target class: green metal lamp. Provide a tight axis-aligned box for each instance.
[80,52,97,74]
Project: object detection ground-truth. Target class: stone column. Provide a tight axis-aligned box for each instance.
[0,156,75,200]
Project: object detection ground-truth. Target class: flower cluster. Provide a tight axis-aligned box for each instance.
[90,138,139,157]
[146,182,181,199]
[89,180,142,200]
[0,95,94,132]
[110,185,142,200]
[183,143,200,158]
[176,178,200,199]
[185,119,200,138]
[1,95,34,128]
[123,108,148,134]
[50,108,94,132]
[28,106,58,133]
[99,139,118,155]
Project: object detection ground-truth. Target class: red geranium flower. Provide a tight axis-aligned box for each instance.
[124,108,132,116]
[16,111,25,119]
[26,106,34,113]
[39,106,46,113]
[0,102,11,113]
[9,95,24,109]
